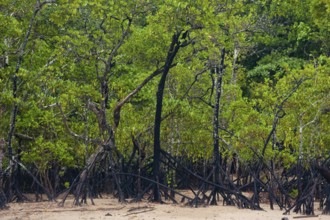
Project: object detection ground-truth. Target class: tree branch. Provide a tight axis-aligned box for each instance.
[113,64,176,129]
[57,103,100,144]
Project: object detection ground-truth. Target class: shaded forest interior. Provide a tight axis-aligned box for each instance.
[0,0,330,216]
[1,137,330,215]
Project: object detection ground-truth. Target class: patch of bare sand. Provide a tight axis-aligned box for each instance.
[0,196,327,220]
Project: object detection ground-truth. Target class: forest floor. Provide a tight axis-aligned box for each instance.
[0,193,327,220]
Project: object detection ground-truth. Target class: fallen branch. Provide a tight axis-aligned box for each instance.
[125,207,155,216]
[293,215,319,218]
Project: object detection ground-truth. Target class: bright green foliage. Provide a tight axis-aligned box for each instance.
[0,0,329,188]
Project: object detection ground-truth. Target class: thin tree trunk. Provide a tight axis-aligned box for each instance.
[210,48,225,205]
[231,43,239,85]
[269,129,277,210]
[0,139,6,208]
[6,0,54,201]
[73,146,105,205]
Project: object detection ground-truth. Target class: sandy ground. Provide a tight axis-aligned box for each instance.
[1,195,328,220]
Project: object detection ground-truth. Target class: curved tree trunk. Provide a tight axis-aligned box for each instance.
[153,32,185,202]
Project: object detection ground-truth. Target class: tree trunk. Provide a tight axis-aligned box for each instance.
[6,0,53,202]
[0,139,6,208]
[323,185,330,215]
[231,43,239,85]
[73,145,105,205]
[153,32,184,202]
[210,48,225,205]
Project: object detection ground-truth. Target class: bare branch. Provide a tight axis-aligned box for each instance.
[57,103,101,144]
[57,103,84,139]
[261,77,306,157]
[113,64,176,129]
[105,18,132,75]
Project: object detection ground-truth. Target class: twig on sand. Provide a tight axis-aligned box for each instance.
[125,206,155,216]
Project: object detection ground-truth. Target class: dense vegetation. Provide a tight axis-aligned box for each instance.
[0,0,329,215]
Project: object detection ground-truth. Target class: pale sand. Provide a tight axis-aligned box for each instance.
[1,196,328,220]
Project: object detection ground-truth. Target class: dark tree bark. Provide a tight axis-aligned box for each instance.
[210,48,225,205]
[323,186,330,215]
[315,164,330,214]
[315,165,330,184]
[0,139,6,208]
[153,31,186,202]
